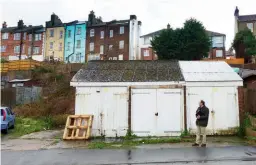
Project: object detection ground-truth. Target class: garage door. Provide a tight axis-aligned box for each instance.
[131,88,183,136]
[187,87,239,135]
[75,87,128,137]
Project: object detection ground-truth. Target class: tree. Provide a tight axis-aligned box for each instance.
[151,18,211,60]
[232,29,256,59]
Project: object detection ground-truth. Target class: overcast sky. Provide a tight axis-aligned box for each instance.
[0,0,256,48]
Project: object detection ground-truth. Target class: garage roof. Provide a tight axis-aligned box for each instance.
[72,61,184,82]
[179,61,243,82]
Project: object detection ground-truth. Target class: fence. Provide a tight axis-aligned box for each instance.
[244,88,256,115]
[1,86,42,107]
[0,60,41,73]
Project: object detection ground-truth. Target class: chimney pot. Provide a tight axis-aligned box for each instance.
[167,23,170,29]
[234,6,239,17]
[2,21,7,28]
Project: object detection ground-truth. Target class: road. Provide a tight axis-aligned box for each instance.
[2,146,256,165]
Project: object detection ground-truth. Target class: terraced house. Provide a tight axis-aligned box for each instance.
[234,6,256,36]
[64,21,86,63]
[45,13,65,61]
[86,11,141,61]
[0,20,45,61]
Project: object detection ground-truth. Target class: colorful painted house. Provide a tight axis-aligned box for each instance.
[45,13,65,61]
[64,21,86,63]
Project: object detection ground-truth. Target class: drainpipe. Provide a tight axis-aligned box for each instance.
[66,24,77,63]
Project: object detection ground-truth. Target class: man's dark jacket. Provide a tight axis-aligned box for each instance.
[196,106,209,127]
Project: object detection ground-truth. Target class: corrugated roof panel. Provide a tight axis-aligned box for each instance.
[179,61,243,82]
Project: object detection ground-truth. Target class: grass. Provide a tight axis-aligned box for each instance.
[88,137,193,149]
[6,117,53,138]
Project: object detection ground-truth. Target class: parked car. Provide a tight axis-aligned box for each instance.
[1,107,15,134]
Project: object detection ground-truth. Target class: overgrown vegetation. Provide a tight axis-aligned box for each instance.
[232,29,256,58]
[0,58,9,63]
[151,18,211,60]
[237,114,251,137]
[11,63,76,135]
[8,117,52,137]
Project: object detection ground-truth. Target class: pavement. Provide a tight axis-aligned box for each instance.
[2,130,256,164]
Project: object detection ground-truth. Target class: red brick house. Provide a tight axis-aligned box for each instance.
[1,20,45,61]
[86,11,141,61]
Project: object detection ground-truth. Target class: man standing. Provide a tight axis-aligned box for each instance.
[192,100,209,147]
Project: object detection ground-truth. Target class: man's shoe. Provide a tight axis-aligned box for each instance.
[201,144,206,147]
[192,143,199,147]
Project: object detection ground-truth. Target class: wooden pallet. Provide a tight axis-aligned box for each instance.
[63,115,93,140]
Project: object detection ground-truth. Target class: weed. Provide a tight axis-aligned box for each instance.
[0,58,9,63]
[180,129,190,137]
[7,117,47,137]
[237,115,251,137]
[124,129,137,140]
[88,142,107,149]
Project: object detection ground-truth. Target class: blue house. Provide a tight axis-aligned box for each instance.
[64,21,86,63]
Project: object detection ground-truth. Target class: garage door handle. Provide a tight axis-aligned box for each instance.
[155,112,158,116]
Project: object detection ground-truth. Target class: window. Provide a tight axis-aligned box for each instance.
[90,29,95,37]
[144,49,149,57]
[76,53,81,62]
[247,23,254,32]
[59,43,62,51]
[33,47,40,54]
[60,31,63,39]
[23,32,26,40]
[29,34,32,41]
[100,45,104,54]
[71,55,74,62]
[109,45,113,50]
[14,46,20,53]
[1,46,6,52]
[120,26,124,34]
[90,42,94,51]
[28,46,31,55]
[109,30,113,38]
[35,34,41,41]
[213,36,224,47]
[100,31,104,39]
[119,40,124,49]
[216,50,223,57]
[67,42,71,51]
[50,42,53,50]
[77,27,81,35]
[2,33,8,39]
[22,45,25,54]
[109,57,113,60]
[118,54,123,60]
[50,29,54,37]
[113,57,117,60]
[76,40,81,48]
[68,30,71,38]
[14,33,21,40]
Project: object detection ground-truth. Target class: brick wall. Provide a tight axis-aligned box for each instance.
[86,23,130,61]
[141,47,157,60]
[238,87,245,124]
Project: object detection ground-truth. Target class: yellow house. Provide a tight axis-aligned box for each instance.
[45,13,65,61]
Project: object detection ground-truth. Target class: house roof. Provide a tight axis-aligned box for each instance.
[88,19,130,27]
[1,25,44,33]
[239,69,256,79]
[238,14,256,22]
[206,30,226,36]
[140,29,165,38]
[140,29,225,38]
[179,61,243,82]
[71,61,184,83]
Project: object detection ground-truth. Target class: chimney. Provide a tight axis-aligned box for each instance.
[2,21,7,28]
[88,10,96,25]
[17,20,24,29]
[167,23,170,29]
[138,21,142,26]
[130,15,137,20]
[234,6,239,17]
